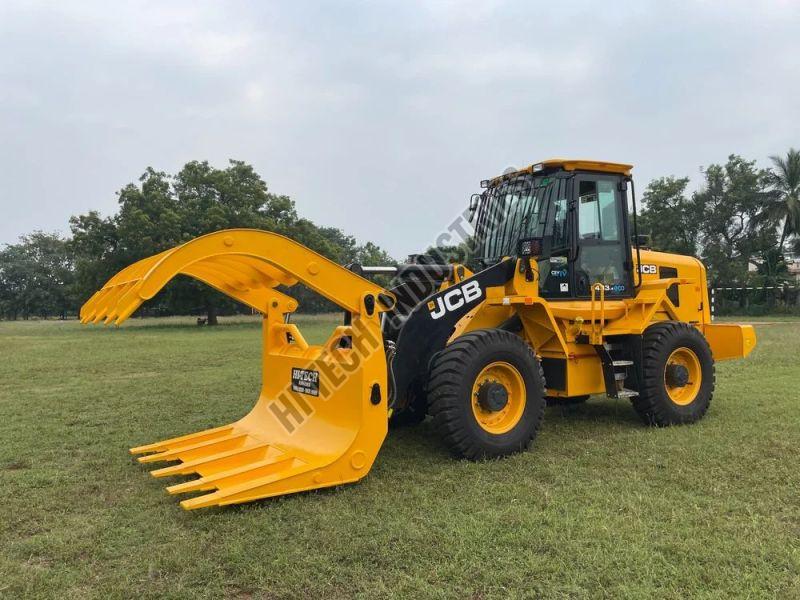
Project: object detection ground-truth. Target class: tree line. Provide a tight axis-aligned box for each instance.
[1,150,797,321]
[0,160,392,322]
[638,150,799,287]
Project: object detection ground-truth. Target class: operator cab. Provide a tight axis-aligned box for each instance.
[472,159,636,299]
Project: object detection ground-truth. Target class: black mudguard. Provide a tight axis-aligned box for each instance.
[389,259,516,410]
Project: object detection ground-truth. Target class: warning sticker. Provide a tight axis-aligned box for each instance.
[291,368,320,397]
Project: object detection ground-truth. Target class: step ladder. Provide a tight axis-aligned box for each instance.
[593,342,639,399]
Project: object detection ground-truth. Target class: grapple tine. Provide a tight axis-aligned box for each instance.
[166,454,297,495]
[130,424,234,455]
[150,443,272,478]
[178,462,311,510]
[137,432,247,463]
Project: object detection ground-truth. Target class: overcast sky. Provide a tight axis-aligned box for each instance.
[1,1,798,258]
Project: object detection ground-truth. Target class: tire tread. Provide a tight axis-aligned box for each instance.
[427,329,545,459]
[631,321,715,426]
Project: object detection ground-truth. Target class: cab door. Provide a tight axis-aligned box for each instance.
[537,176,574,298]
[572,174,633,298]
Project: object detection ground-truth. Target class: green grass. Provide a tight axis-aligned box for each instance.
[1,315,798,599]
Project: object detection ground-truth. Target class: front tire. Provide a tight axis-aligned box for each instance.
[632,322,715,426]
[389,380,428,427]
[427,329,545,459]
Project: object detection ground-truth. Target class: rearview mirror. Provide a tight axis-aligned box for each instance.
[468,193,481,222]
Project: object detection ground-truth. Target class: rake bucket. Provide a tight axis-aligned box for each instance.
[81,229,394,509]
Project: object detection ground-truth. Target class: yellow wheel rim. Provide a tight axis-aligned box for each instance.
[471,361,526,434]
[664,347,702,406]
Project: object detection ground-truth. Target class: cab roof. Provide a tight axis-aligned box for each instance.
[487,158,633,186]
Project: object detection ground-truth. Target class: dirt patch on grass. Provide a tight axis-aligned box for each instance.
[3,460,31,471]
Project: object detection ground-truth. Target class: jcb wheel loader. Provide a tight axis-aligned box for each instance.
[81,159,756,509]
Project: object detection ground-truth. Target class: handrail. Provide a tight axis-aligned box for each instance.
[590,283,606,345]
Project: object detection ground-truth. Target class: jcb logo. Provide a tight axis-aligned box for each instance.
[428,280,482,320]
[639,264,657,274]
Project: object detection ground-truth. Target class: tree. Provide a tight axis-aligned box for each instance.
[68,159,396,322]
[115,168,184,259]
[68,211,121,309]
[0,232,75,320]
[71,161,287,324]
[168,161,280,324]
[750,246,791,287]
[764,148,800,254]
[692,155,771,285]
[352,241,394,267]
[638,177,699,256]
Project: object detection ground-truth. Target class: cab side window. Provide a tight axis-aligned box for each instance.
[578,181,619,241]
[575,178,628,296]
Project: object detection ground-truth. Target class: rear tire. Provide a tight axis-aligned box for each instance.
[427,329,545,459]
[632,322,715,426]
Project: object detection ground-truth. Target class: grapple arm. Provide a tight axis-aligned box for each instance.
[80,228,388,324]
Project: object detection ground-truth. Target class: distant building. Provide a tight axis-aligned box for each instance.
[747,254,800,283]
[788,254,800,283]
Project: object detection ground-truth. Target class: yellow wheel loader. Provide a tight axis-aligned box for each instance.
[81,159,756,509]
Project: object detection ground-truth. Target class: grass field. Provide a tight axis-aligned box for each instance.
[1,315,798,599]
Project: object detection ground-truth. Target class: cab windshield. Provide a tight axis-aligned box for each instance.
[473,174,553,263]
